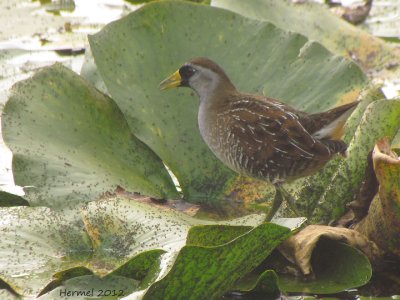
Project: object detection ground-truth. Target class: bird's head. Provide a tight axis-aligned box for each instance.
[159,57,236,101]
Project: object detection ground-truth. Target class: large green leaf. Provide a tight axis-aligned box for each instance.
[0,207,91,297]
[2,64,178,212]
[0,195,271,297]
[211,0,400,75]
[143,223,291,300]
[0,196,193,297]
[88,1,366,204]
[80,196,195,276]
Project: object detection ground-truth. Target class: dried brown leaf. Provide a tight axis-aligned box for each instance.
[279,225,381,275]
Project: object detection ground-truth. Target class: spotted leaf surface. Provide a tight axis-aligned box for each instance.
[0,194,272,297]
[0,206,91,297]
[143,223,291,300]
[2,64,179,212]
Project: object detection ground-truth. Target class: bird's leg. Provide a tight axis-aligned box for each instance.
[264,185,284,222]
[264,184,300,222]
[277,184,300,216]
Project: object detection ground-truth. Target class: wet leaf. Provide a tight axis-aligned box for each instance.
[81,195,273,278]
[110,249,164,282]
[355,137,400,257]
[144,223,291,300]
[2,64,178,213]
[88,1,366,207]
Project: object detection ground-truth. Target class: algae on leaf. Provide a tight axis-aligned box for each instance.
[144,223,291,300]
[0,194,271,297]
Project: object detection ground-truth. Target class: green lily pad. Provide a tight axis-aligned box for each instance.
[186,217,305,247]
[279,239,372,294]
[88,1,366,205]
[186,225,253,247]
[110,249,165,281]
[81,195,271,277]
[233,269,280,297]
[0,206,91,297]
[143,223,291,300]
[0,197,191,296]
[211,0,400,74]
[2,64,178,212]
[80,196,195,276]
[0,194,271,297]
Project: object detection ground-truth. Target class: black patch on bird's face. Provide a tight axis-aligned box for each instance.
[179,65,197,87]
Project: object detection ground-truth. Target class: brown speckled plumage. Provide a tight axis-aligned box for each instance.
[160,57,358,219]
[207,93,356,184]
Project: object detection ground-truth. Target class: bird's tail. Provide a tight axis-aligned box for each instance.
[320,139,348,157]
[311,101,359,140]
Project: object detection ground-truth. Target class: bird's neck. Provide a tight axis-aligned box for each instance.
[196,79,236,107]
[197,81,237,148]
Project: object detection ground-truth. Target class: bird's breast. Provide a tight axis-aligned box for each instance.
[198,105,254,176]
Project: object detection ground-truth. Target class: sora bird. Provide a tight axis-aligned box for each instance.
[160,57,358,221]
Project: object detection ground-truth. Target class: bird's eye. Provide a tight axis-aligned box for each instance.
[179,65,196,79]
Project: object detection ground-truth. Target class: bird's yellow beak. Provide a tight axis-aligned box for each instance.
[159,70,181,90]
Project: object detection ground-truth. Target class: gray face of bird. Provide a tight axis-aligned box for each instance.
[181,64,221,103]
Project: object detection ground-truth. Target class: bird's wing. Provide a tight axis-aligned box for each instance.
[223,97,335,163]
[218,97,340,181]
